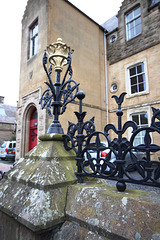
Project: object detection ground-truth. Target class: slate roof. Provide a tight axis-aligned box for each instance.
[101,15,118,33]
[0,104,16,124]
[149,0,160,8]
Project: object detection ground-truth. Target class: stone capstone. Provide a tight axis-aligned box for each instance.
[65,183,160,240]
[0,133,160,239]
[0,134,77,232]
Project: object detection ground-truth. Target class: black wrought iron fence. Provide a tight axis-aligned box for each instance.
[0,171,4,180]
[64,91,160,191]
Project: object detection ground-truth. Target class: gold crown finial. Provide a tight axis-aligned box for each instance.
[46,38,74,71]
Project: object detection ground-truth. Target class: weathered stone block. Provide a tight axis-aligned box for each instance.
[66,182,160,240]
[0,134,77,234]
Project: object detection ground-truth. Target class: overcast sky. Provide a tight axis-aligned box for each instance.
[0,0,122,106]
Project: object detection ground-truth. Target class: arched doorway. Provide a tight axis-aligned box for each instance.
[28,108,38,151]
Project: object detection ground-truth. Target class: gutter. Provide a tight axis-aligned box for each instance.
[104,31,108,124]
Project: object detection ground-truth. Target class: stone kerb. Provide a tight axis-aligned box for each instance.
[0,134,77,234]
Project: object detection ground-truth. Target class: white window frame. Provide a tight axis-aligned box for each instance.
[125,58,149,98]
[125,6,142,41]
[127,106,151,144]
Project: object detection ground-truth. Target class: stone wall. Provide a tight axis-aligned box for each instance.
[0,134,160,239]
[0,180,160,240]
[0,123,15,145]
[107,0,160,65]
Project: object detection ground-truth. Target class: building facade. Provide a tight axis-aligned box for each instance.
[16,0,107,160]
[0,97,16,146]
[103,0,160,155]
[17,0,160,160]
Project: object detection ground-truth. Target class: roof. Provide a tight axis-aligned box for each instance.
[23,0,105,31]
[149,0,160,8]
[0,104,16,124]
[101,15,118,33]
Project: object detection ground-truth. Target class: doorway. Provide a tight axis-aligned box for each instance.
[29,108,38,151]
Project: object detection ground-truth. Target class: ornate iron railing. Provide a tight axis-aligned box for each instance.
[0,171,4,180]
[64,91,160,191]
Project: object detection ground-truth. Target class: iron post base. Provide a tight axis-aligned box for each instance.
[47,121,64,134]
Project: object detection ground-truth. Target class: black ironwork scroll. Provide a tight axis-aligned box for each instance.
[39,38,79,134]
[64,92,160,191]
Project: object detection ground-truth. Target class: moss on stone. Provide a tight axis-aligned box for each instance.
[0,136,78,232]
[66,182,160,239]
[39,133,64,141]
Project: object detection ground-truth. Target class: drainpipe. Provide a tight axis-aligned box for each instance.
[104,31,108,124]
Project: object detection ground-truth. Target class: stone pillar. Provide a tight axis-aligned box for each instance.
[0,134,77,239]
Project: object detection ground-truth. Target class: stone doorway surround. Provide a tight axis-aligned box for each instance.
[16,88,46,160]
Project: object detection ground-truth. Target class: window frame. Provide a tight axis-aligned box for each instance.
[125,5,142,41]
[125,58,149,98]
[28,19,38,59]
[127,106,151,145]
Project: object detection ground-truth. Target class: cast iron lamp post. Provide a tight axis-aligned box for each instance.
[40,38,79,134]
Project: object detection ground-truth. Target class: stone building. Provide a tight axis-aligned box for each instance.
[0,96,16,145]
[17,0,160,160]
[16,0,107,160]
[102,0,160,150]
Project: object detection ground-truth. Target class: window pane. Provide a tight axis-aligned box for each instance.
[135,17,141,26]
[138,74,144,83]
[130,67,136,76]
[134,7,141,17]
[132,115,139,124]
[139,83,144,92]
[131,76,137,85]
[130,27,134,39]
[132,112,149,145]
[128,21,134,30]
[140,113,148,125]
[137,64,143,74]
[133,137,141,146]
[34,36,38,55]
[141,130,147,137]
[131,85,138,93]
[126,12,133,23]
[33,24,38,36]
[135,18,142,35]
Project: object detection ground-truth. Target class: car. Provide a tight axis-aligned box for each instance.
[6,147,16,161]
[84,142,116,173]
[84,141,145,173]
[101,149,145,172]
[0,141,16,161]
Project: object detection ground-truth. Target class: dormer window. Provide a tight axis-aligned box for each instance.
[125,6,142,41]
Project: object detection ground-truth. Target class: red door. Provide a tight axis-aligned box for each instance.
[29,108,38,151]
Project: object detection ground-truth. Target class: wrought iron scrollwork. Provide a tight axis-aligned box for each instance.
[0,171,4,180]
[40,52,79,116]
[64,91,160,191]
[39,38,79,134]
